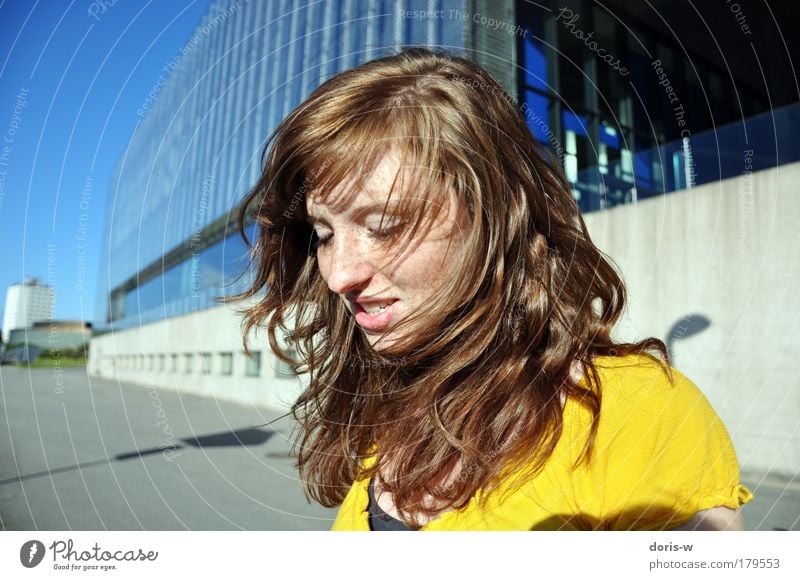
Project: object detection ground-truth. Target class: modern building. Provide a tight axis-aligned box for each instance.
[89,0,799,479]
[2,277,55,344]
[514,0,800,211]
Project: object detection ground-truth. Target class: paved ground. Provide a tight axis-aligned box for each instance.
[0,366,336,530]
[739,470,800,531]
[0,366,796,531]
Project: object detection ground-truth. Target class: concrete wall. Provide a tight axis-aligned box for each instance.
[88,301,305,410]
[584,161,800,476]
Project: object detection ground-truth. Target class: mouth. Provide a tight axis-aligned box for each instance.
[351,299,399,332]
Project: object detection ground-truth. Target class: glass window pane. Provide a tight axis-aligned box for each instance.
[220,352,233,376]
[518,0,549,92]
[200,353,212,374]
[522,89,555,146]
[245,351,261,377]
[275,348,298,377]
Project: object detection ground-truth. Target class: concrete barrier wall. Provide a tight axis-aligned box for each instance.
[88,301,305,410]
[584,161,800,475]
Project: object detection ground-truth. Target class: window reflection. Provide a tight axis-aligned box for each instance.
[115,223,257,327]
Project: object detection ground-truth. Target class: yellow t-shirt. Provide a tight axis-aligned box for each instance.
[331,354,753,530]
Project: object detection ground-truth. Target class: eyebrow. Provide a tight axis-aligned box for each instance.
[306,201,398,223]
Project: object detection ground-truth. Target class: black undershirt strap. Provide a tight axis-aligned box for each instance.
[367,478,416,531]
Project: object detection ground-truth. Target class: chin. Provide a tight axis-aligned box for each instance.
[367,333,400,352]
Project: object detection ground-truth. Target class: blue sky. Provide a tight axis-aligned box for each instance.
[0,0,213,328]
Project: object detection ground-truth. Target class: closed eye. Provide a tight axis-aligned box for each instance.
[310,230,332,250]
[310,221,406,251]
[368,222,405,240]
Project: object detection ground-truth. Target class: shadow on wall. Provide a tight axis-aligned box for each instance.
[666,314,712,364]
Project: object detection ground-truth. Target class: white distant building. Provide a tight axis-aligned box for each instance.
[2,277,55,343]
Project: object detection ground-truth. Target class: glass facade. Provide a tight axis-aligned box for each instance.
[96,0,468,331]
[515,0,798,212]
[109,224,256,330]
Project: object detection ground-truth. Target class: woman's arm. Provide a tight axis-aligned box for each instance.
[672,506,745,530]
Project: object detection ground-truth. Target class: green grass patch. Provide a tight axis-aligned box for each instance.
[11,356,87,368]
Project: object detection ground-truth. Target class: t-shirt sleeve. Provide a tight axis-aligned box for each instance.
[589,359,753,530]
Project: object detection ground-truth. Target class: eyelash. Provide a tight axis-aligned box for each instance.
[311,231,332,249]
[311,223,403,249]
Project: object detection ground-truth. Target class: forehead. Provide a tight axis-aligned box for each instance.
[305,151,408,217]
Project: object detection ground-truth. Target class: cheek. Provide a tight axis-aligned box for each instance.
[314,254,331,284]
[397,242,456,293]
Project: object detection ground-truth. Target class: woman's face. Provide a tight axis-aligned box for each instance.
[305,151,469,352]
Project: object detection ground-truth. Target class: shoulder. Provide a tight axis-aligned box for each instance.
[580,353,733,458]
[584,353,712,426]
[566,353,752,529]
[586,352,676,397]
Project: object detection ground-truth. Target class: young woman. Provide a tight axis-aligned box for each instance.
[234,48,752,531]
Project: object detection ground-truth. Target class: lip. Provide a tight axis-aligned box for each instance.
[351,299,399,332]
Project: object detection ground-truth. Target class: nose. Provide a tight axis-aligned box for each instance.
[320,234,376,295]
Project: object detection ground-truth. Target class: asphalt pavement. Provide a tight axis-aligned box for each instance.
[0,366,796,531]
[0,365,336,530]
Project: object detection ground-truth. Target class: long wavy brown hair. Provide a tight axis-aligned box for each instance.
[231,48,668,527]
